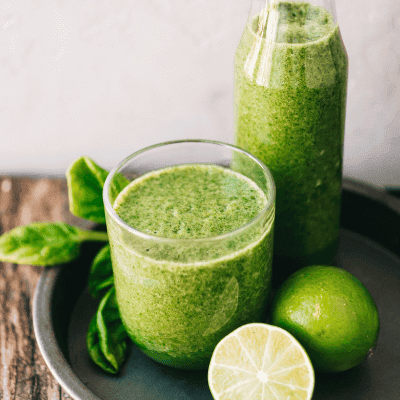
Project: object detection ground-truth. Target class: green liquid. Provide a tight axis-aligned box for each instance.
[109,164,274,369]
[234,1,348,280]
[114,164,267,239]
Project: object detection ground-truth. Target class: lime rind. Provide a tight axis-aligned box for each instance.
[270,265,380,373]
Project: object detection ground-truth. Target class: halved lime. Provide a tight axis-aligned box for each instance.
[208,323,314,400]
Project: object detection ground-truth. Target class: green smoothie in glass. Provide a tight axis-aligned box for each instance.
[234,0,348,280]
[103,141,275,370]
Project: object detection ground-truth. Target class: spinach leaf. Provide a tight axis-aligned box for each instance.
[87,287,129,374]
[88,244,114,299]
[0,222,108,266]
[66,156,129,223]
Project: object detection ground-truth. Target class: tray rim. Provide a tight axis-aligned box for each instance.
[33,264,102,400]
[32,177,400,400]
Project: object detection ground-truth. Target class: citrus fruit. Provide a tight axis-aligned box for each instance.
[270,265,380,373]
[208,323,314,400]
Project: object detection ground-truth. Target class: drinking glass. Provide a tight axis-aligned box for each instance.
[103,140,275,370]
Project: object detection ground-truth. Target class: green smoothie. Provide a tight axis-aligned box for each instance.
[234,1,348,280]
[107,164,275,370]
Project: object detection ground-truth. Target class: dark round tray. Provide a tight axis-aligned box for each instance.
[33,178,400,400]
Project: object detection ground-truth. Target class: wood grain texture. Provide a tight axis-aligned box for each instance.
[0,177,94,400]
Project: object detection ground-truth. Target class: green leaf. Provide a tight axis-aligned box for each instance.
[0,222,108,266]
[66,157,109,223]
[87,287,129,374]
[66,156,129,223]
[88,244,114,299]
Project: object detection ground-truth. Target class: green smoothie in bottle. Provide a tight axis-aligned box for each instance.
[234,0,348,281]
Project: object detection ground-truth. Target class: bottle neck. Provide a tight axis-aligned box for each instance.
[247,0,338,44]
[248,0,338,27]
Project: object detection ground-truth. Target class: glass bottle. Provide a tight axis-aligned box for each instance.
[234,0,348,283]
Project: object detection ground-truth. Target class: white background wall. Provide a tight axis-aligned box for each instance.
[1,0,399,187]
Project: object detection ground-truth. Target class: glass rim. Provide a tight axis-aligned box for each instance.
[103,139,276,243]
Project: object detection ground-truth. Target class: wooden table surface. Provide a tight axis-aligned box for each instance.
[0,176,94,400]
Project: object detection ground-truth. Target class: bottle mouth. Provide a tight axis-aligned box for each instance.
[103,139,276,244]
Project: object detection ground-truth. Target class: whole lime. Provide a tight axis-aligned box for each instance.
[270,266,379,373]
